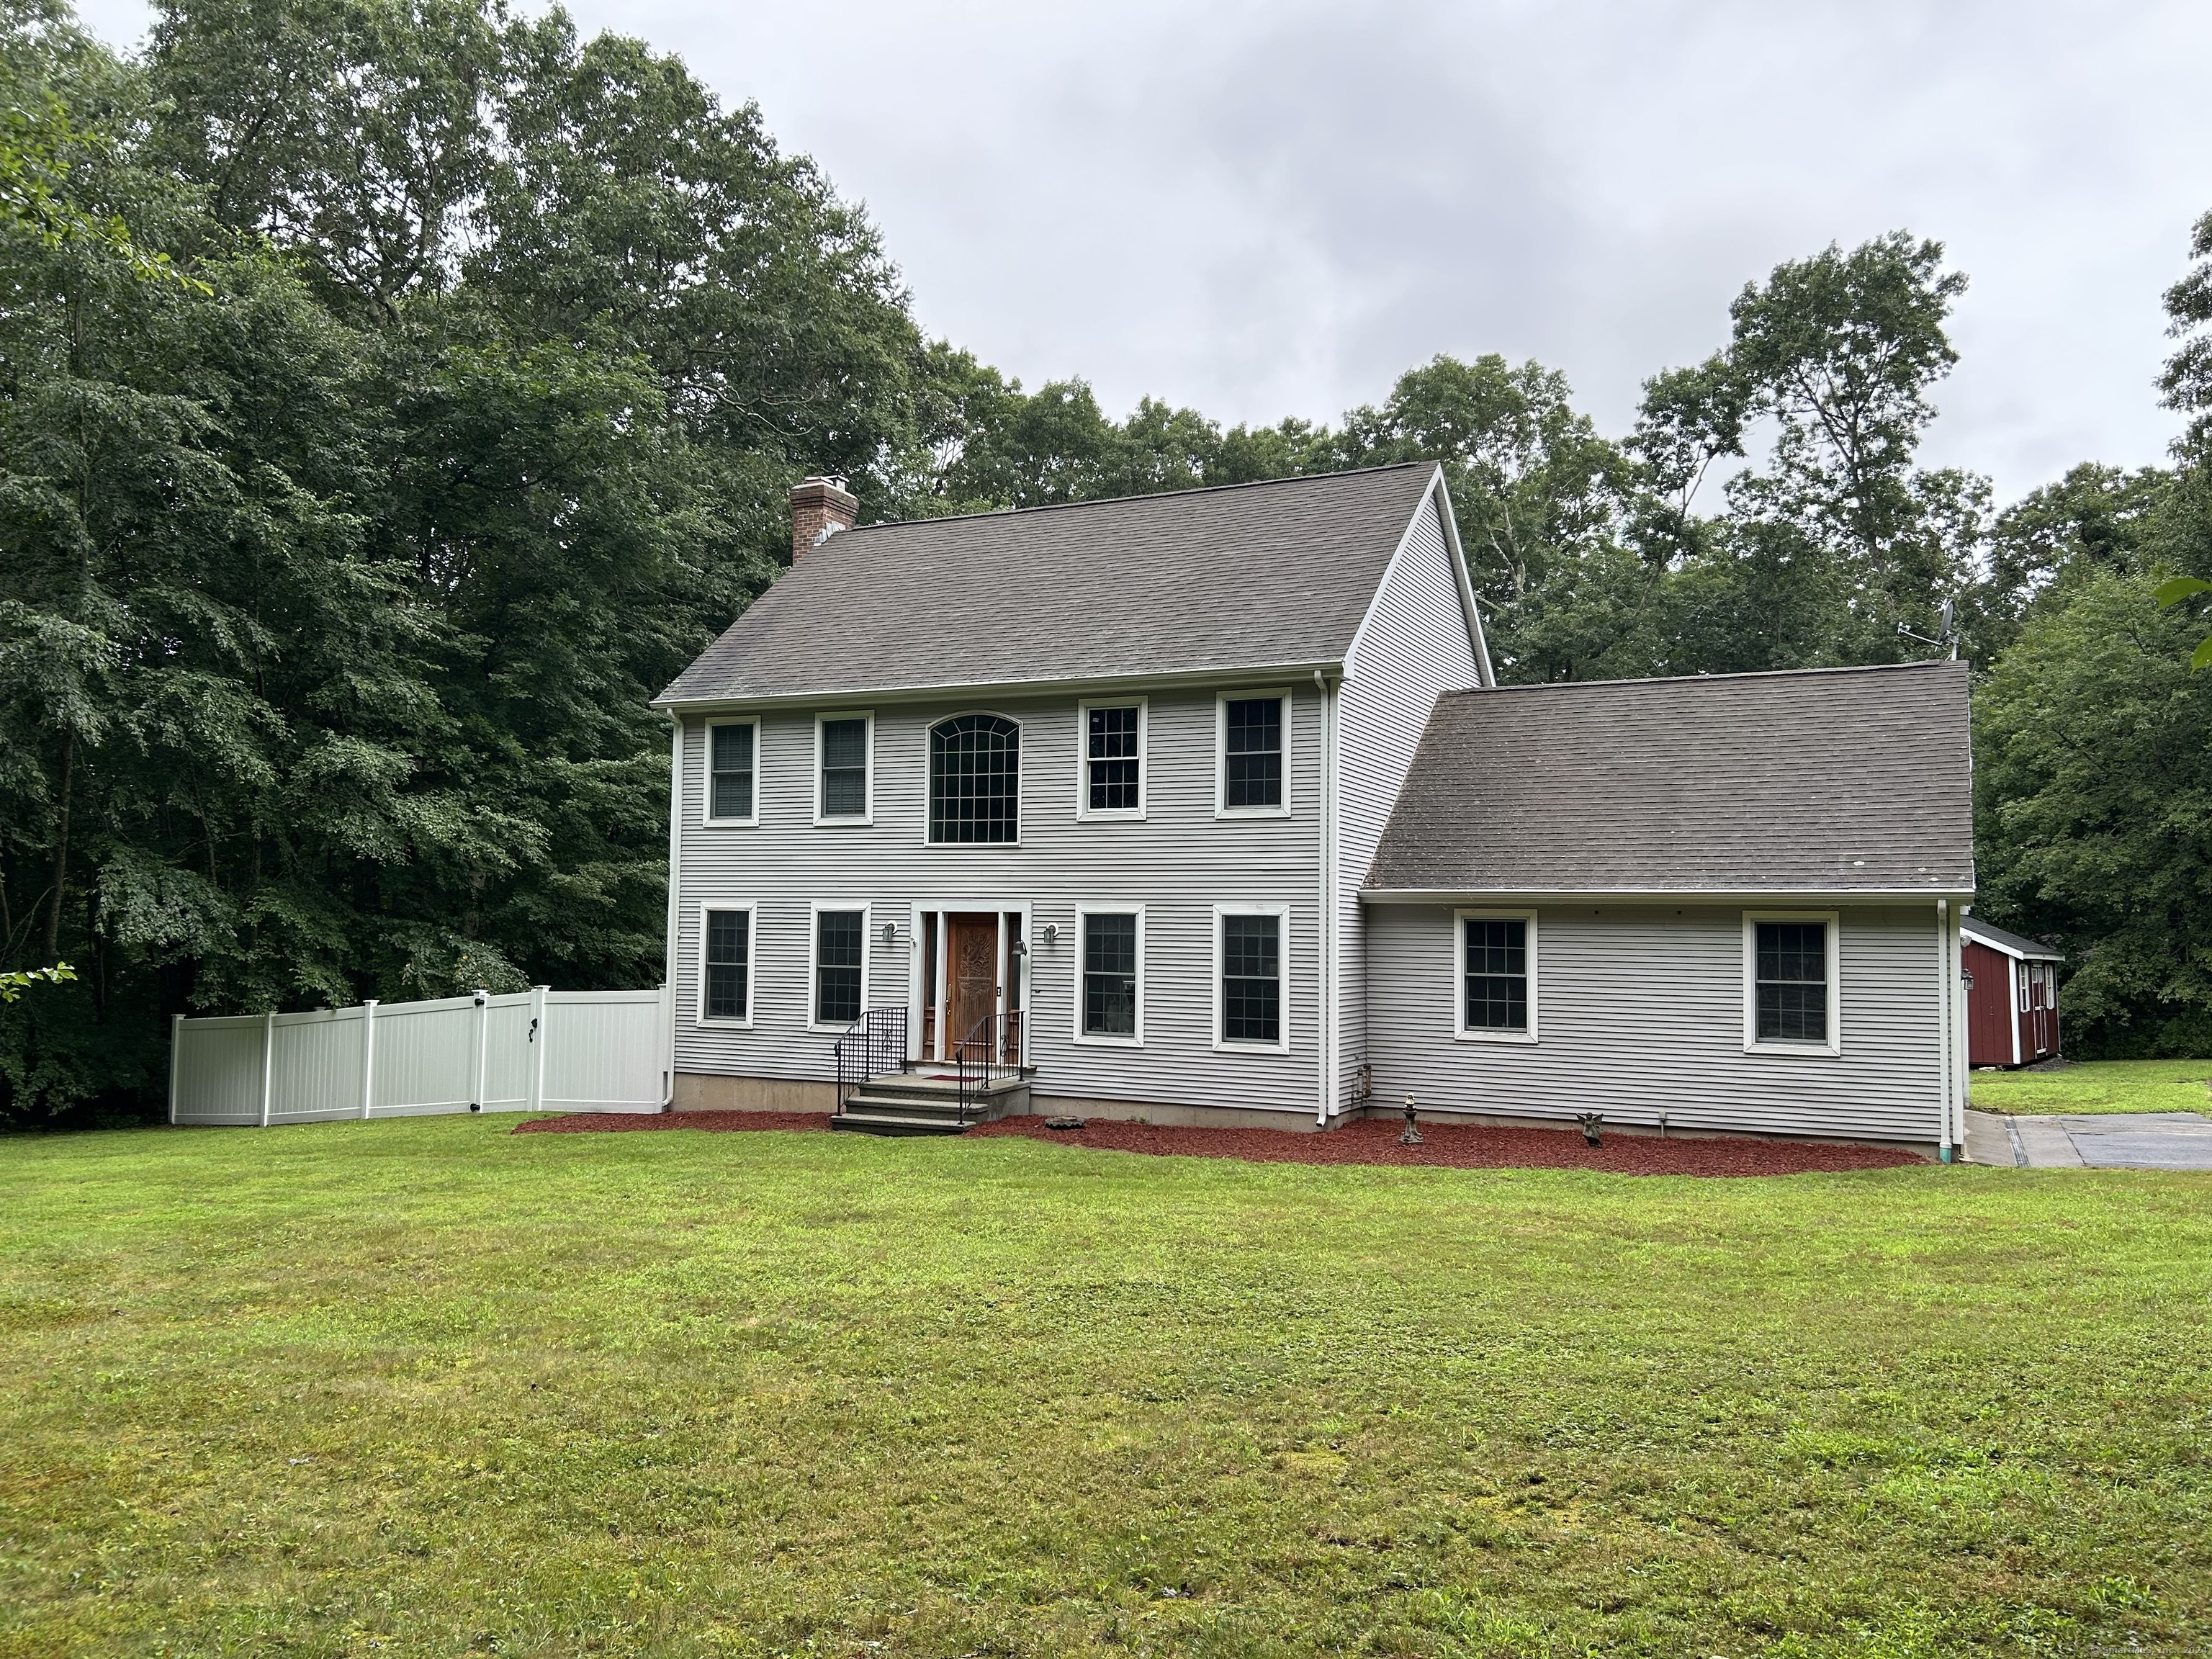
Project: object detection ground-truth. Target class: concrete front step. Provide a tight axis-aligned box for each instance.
[832,1074,1030,1136]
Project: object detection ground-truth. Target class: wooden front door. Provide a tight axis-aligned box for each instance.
[947,913,999,1057]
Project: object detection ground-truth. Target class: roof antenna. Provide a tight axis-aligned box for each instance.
[1898,598,1957,660]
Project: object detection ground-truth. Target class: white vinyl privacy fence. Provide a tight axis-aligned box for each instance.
[169,987,672,1126]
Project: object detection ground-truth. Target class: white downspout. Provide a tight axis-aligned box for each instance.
[1316,670,1336,1127]
[1936,899,1956,1161]
[662,711,683,1108]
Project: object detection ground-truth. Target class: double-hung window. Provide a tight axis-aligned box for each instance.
[706,719,757,824]
[1456,911,1536,1041]
[1215,906,1286,1049]
[817,714,871,822]
[814,908,866,1026]
[1078,700,1145,818]
[1219,693,1286,813]
[1743,912,1840,1053]
[1076,909,1142,1043]
[701,906,752,1022]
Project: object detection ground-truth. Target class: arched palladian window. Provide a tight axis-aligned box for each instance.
[929,715,1020,843]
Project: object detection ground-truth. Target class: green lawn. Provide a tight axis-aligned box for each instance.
[1969,1058,2212,1116]
[3,1120,2209,1659]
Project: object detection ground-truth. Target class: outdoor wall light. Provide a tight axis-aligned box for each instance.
[1042,922,1060,947]
[879,921,899,947]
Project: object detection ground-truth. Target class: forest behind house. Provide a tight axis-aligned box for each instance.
[6,0,2212,1121]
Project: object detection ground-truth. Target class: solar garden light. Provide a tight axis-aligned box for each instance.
[1400,1094,1423,1146]
[1577,1112,1604,1147]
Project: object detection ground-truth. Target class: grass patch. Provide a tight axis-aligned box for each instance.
[1969,1058,2212,1115]
[1,1117,2208,1658]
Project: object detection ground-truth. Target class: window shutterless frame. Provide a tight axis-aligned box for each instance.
[702,716,760,827]
[808,900,873,1030]
[927,711,1022,845]
[1215,689,1291,817]
[1075,698,1147,821]
[814,711,873,825]
[695,901,757,1026]
[1071,906,1146,1046]
[1741,909,1841,1056]
[1453,908,1538,1043]
[1211,902,1290,1053]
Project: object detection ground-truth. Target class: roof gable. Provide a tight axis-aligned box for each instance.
[1961,916,2063,961]
[1367,662,1975,896]
[657,463,1444,706]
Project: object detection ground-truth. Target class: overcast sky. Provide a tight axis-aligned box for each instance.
[76,0,2212,503]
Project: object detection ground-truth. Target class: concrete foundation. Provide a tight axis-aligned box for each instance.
[672,1073,837,1114]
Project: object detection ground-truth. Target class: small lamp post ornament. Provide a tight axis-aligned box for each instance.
[1400,1094,1423,1146]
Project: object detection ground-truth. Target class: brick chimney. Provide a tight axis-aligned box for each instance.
[789,475,858,563]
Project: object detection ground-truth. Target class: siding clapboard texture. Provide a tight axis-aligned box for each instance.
[1365,903,1947,1143]
[673,685,1326,1115]
[1334,490,1481,1114]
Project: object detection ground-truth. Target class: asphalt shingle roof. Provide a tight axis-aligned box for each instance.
[1367,661,1974,896]
[655,463,1444,705]
[1961,915,2063,959]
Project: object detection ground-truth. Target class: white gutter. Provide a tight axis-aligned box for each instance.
[1362,886,1977,906]
[653,660,1346,718]
[660,711,683,1109]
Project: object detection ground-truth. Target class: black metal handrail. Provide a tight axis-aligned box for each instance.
[955,1011,1020,1123]
[833,1006,908,1113]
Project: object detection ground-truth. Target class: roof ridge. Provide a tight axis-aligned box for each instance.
[1449,660,1961,696]
[844,459,1437,534]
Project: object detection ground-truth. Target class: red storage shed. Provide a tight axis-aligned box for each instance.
[1961,915,2063,1069]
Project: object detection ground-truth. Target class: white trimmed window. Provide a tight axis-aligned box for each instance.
[1213,904,1288,1051]
[1216,691,1289,815]
[811,904,871,1028]
[1076,699,1146,819]
[1743,911,1840,1055]
[704,718,758,824]
[929,714,1020,843]
[815,712,872,824]
[1074,908,1144,1045]
[1455,909,1537,1043]
[699,904,754,1023]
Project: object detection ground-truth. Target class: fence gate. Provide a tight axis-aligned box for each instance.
[169,986,672,1126]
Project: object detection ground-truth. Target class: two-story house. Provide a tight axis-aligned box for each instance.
[652,464,1978,1157]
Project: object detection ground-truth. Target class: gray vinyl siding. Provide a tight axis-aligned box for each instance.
[1364,903,1947,1143]
[1334,493,1480,1114]
[673,684,1326,1115]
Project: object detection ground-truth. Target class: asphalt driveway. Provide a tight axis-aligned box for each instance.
[1965,1108,2212,1170]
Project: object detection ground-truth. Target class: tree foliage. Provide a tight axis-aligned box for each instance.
[0,0,938,1120]
[7,0,2212,1107]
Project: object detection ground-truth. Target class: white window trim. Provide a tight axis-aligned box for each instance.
[1211,902,1291,1053]
[701,716,761,828]
[695,901,757,1028]
[1453,907,1539,1044]
[1071,905,1146,1047]
[808,899,873,1032]
[924,710,1025,847]
[1074,697,1148,822]
[1215,688,1292,819]
[1743,909,1842,1056]
[814,710,873,826]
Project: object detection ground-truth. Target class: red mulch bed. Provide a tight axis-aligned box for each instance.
[514,1109,1923,1176]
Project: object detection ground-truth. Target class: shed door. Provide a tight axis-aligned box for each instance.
[1963,940,2015,1068]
